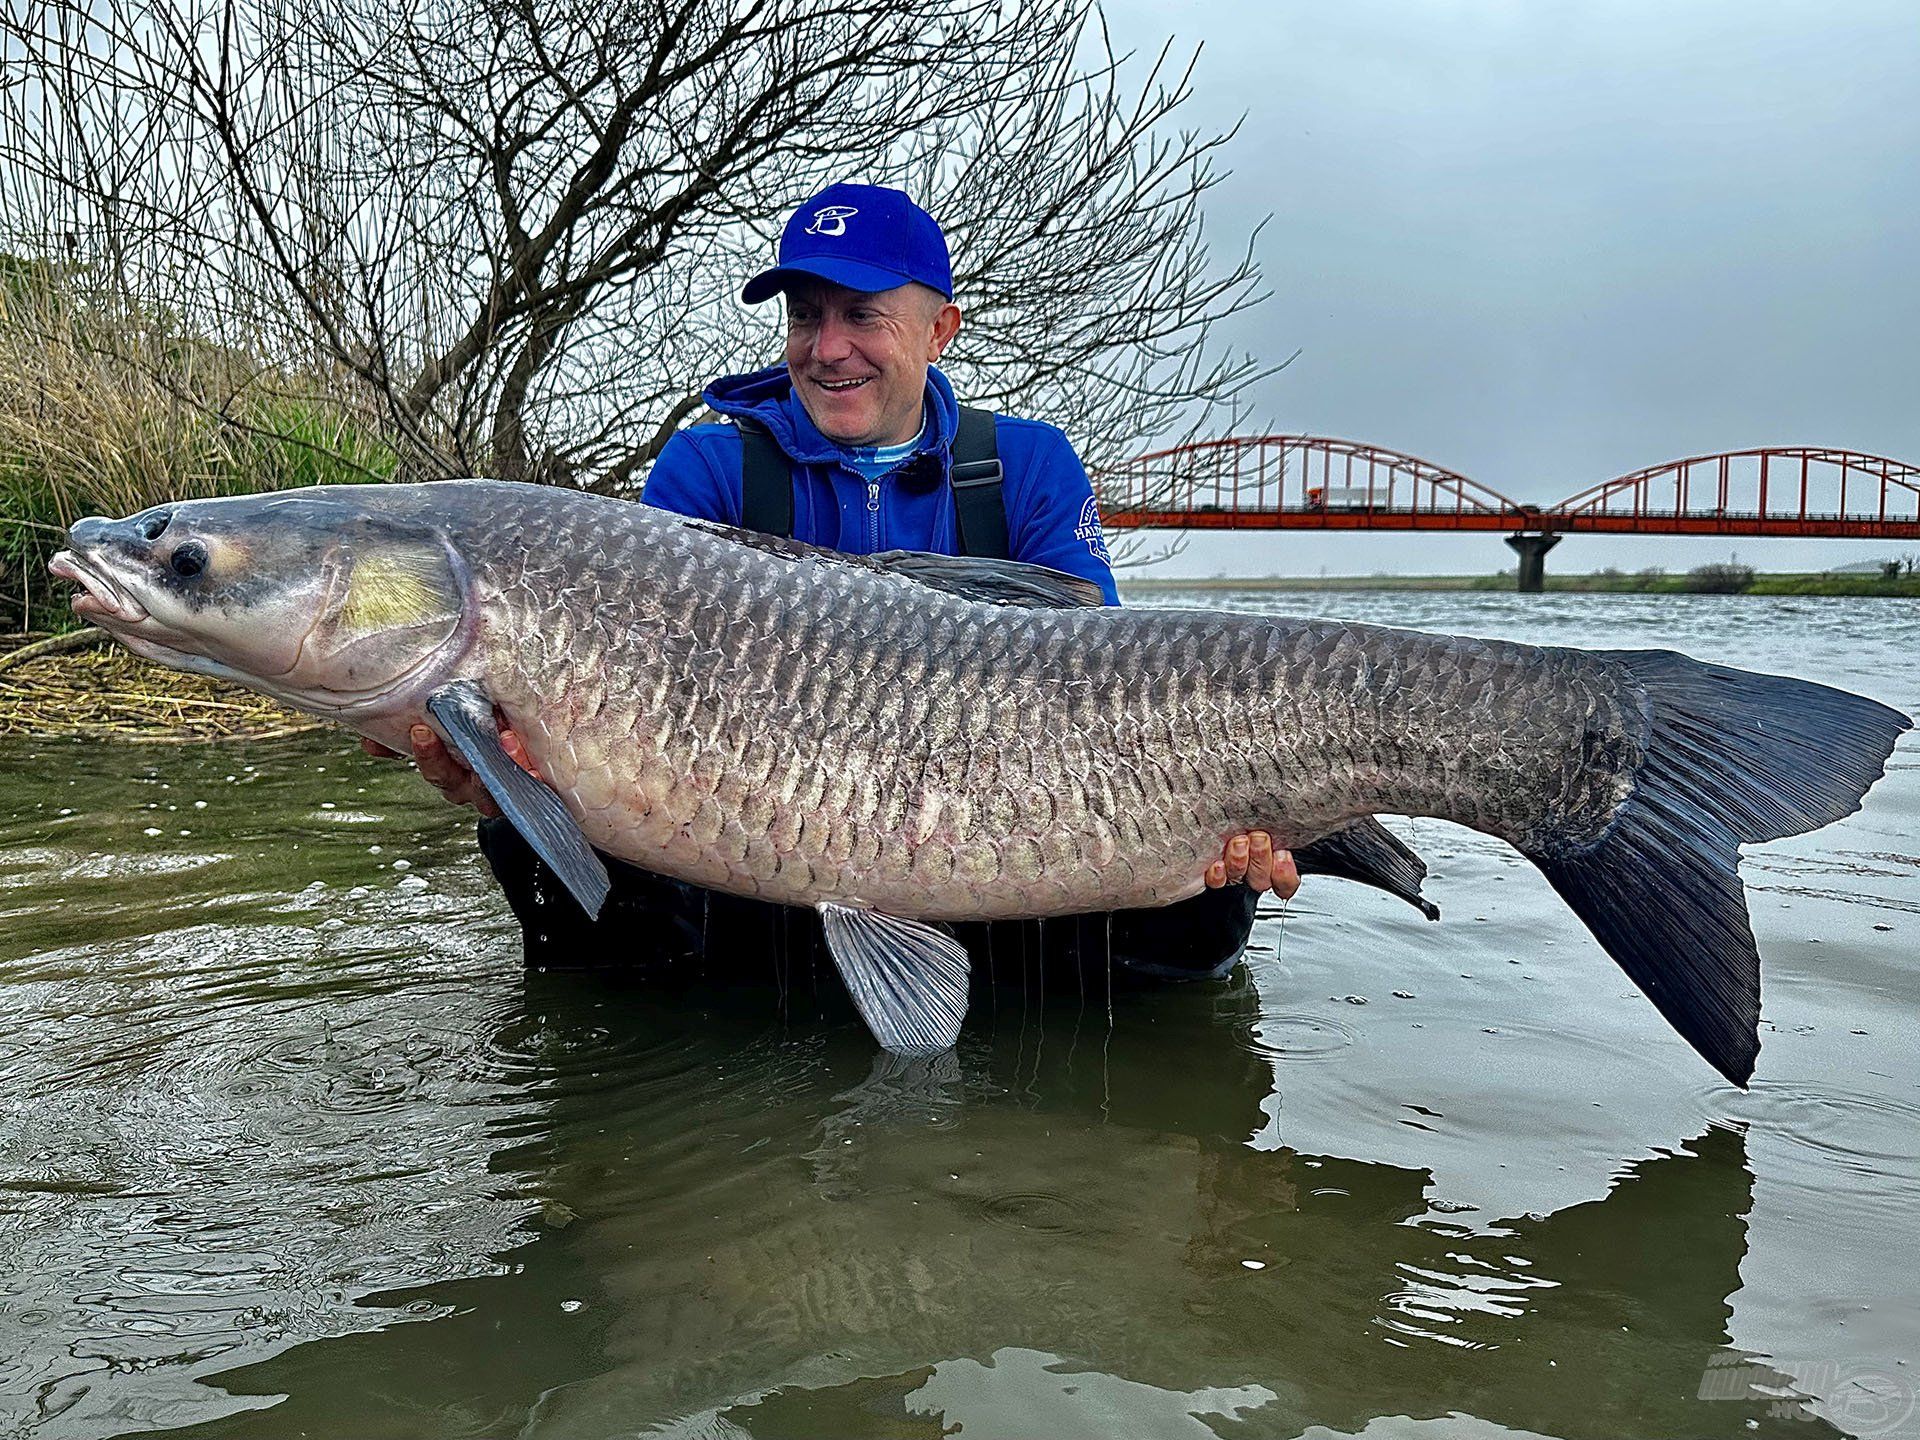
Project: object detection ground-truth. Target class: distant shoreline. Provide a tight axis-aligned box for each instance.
[1121,572,1920,597]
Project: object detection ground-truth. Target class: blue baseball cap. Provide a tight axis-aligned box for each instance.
[741,183,953,304]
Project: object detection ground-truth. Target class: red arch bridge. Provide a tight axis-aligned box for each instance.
[1099,440,1920,590]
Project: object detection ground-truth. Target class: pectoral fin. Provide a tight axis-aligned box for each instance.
[425,680,610,918]
[817,902,970,1054]
[1293,817,1440,920]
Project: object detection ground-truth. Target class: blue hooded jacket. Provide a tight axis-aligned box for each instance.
[640,364,1119,605]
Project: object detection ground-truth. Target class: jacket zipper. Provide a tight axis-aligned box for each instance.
[866,479,881,549]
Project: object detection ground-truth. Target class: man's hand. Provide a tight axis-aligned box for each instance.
[1204,830,1299,899]
[360,724,543,820]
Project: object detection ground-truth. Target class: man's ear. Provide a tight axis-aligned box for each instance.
[928,301,962,361]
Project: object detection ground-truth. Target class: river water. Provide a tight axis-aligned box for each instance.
[0,591,1915,1440]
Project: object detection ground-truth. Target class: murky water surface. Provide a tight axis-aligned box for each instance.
[1,592,1916,1439]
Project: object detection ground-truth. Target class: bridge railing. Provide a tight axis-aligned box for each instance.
[1103,439,1920,536]
[1548,448,1920,526]
[1104,434,1522,521]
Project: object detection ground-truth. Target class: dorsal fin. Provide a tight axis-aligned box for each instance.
[684,520,1104,609]
[868,551,1105,608]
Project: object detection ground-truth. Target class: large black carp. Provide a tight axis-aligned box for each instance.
[51,481,1909,1081]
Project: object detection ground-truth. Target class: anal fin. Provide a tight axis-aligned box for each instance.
[1293,817,1440,920]
[817,902,970,1054]
[425,680,610,918]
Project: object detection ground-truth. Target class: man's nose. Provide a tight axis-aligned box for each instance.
[810,314,855,365]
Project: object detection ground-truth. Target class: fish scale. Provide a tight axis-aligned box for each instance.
[434,483,1623,922]
[57,478,1910,1080]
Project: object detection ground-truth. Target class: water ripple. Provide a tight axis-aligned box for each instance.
[1243,1010,1360,1061]
[1726,1080,1920,1203]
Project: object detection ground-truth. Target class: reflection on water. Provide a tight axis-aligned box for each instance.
[88,975,1826,1440]
[0,592,1914,1439]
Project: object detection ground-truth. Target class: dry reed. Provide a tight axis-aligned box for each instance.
[0,635,318,742]
[0,260,396,631]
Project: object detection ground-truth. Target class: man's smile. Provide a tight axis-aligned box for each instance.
[781,275,957,445]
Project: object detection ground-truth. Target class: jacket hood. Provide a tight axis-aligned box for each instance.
[701,364,962,467]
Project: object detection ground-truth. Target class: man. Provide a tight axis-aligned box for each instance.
[381,183,1298,980]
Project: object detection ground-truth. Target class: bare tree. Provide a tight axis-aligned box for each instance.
[2,0,1268,494]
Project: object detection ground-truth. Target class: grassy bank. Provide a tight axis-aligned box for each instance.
[1125,571,1920,597]
[0,633,312,741]
[0,259,397,631]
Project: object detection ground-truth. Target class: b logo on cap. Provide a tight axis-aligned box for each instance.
[805,205,857,238]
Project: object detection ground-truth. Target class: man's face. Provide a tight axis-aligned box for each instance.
[783,279,961,447]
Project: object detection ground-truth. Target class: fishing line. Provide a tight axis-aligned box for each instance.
[1026,918,1048,1099]
[1036,915,1045,1018]
[1104,910,1115,1034]
[1064,968,1083,1083]
[773,908,788,1027]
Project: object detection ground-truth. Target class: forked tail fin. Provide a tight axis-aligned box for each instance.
[1522,651,1909,1087]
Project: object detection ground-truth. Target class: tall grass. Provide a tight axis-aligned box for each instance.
[0,257,396,631]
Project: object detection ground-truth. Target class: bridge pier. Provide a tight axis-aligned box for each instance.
[1505,531,1561,592]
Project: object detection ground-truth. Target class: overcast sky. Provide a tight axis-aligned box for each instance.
[1100,0,1920,577]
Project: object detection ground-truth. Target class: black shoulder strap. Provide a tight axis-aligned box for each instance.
[950,405,1008,560]
[738,418,793,538]
[739,407,1006,554]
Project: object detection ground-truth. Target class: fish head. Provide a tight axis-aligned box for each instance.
[50,489,471,716]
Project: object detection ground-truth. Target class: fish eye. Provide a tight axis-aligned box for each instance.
[169,541,208,579]
[139,510,173,542]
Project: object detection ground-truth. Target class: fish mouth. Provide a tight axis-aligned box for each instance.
[48,550,150,626]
